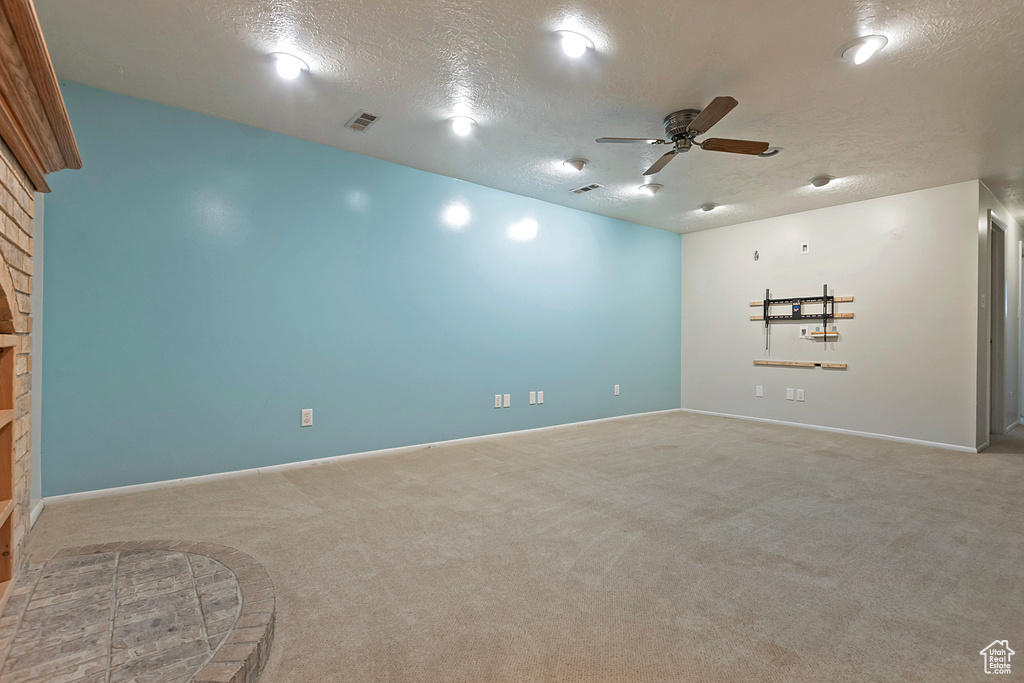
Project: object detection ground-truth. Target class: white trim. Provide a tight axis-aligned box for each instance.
[978,441,990,452]
[29,499,43,528]
[42,408,684,506]
[680,408,979,453]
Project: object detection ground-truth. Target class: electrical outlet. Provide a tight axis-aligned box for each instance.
[796,389,805,402]
[301,409,313,427]
[799,326,809,338]
[786,388,795,401]
[494,394,502,409]
[756,385,763,398]
[503,394,511,408]
[614,384,620,396]
[529,391,536,405]
[537,391,544,404]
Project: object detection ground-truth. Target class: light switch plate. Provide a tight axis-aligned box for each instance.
[796,389,805,402]
[503,394,511,408]
[529,391,536,405]
[755,385,763,398]
[494,394,502,409]
[800,242,809,254]
[786,388,795,401]
[537,391,544,404]
[614,384,620,396]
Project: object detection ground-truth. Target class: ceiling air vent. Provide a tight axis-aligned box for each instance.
[570,183,603,195]
[346,110,381,132]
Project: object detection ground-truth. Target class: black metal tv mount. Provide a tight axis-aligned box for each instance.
[762,284,834,350]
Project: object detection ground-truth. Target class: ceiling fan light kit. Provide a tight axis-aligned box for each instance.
[700,203,718,212]
[563,158,588,172]
[596,96,771,177]
[639,183,663,196]
[810,176,834,188]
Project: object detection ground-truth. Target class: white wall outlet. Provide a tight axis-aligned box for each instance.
[799,326,809,338]
[796,389,805,402]
[800,242,809,255]
[537,390,544,404]
[301,409,313,427]
[614,384,620,396]
[494,394,502,409]
[755,385,763,398]
[786,388,795,401]
[529,391,536,405]
[503,394,511,408]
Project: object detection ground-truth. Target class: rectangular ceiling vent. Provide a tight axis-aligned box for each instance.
[571,183,603,195]
[346,110,381,132]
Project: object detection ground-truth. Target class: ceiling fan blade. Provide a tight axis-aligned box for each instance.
[596,137,666,144]
[699,138,770,155]
[687,96,738,135]
[643,150,677,175]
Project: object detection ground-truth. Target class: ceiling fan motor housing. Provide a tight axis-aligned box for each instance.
[664,109,701,142]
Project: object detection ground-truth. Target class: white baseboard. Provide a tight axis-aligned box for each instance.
[679,408,979,453]
[29,499,43,528]
[42,408,684,506]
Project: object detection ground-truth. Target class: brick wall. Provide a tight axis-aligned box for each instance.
[0,137,34,569]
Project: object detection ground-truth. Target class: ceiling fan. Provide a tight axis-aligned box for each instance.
[596,96,770,176]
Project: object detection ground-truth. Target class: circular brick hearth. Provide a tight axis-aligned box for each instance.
[0,541,275,683]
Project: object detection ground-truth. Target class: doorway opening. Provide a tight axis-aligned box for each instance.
[988,211,1012,437]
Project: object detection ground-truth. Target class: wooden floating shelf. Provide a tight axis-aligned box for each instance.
[752,313,854,321]
[754,360,847,370]
[749,296,853,306]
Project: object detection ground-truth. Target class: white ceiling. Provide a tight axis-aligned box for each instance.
[35,0,1024,233]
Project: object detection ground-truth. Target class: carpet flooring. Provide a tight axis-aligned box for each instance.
[29,412,1024,681]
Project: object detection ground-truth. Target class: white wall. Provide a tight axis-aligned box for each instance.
[977,182,1022,445]
[681,181,980,449]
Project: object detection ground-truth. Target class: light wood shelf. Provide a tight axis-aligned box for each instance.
[754,360,848,370]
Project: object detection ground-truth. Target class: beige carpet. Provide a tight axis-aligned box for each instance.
[30,412,1024,682]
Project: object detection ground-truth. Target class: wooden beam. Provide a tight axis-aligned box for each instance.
[0,0,80,192]
[0,0,80,169]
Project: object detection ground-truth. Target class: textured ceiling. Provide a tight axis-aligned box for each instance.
[34,0,1024,233]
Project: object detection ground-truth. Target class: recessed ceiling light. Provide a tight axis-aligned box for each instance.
[836,35,888,65]
[758,147,782,158]
[271,53,308,80]
[563,158,588,172]
[449,116,476,136]
[555,30,594,58]
[810,176,834,188]
[639,183,663,196]
[700,203,718,212]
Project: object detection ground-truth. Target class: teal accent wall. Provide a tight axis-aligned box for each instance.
[42,83,681,496]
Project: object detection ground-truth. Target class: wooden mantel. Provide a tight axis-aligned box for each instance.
[0,0,80,192]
